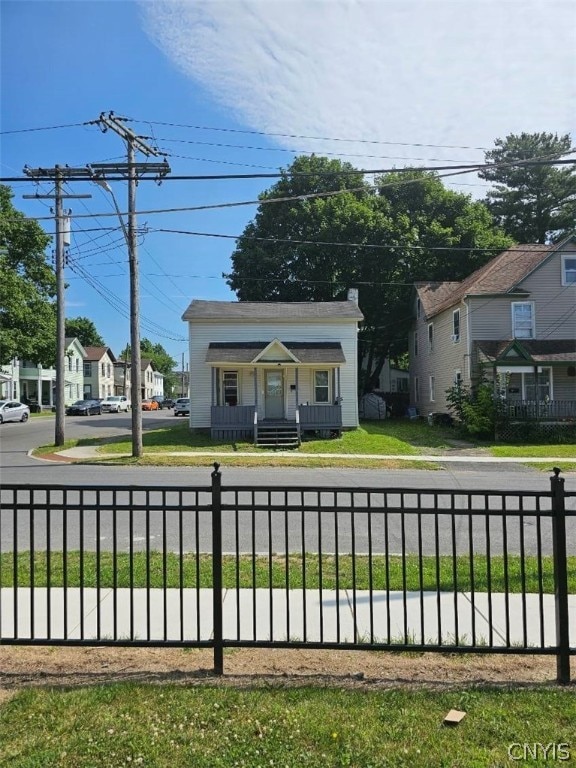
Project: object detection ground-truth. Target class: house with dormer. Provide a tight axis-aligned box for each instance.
[182,291,364,446]
[410,236,576,419]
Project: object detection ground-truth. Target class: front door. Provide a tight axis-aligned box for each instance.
[265,370,284,419]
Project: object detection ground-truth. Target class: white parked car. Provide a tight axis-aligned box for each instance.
[100,395,131,413]
[0,400,30,423]
[173,398,190,417]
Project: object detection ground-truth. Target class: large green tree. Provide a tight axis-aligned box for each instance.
[121,338,177,395]
[226,158,512,392]
[65,316,105,348]
[479,132,576,243]
[0,185,56,365]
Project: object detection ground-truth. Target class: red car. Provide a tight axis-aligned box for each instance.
[141,399,160,411]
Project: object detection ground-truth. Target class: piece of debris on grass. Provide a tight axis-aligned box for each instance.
[443,709,466,726]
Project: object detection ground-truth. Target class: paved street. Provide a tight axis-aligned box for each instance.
[1,414,574,556]
[1,410,570,491]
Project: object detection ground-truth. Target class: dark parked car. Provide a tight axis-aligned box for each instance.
[162,398,175,408]
[66,399,102,416]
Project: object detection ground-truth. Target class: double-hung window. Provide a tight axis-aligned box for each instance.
[429,375,435,402]
[428,323,434,352]
[414,331,419,357]
[222,371,239,406]
[314,370,330,403]
[83,362,91,377]
[512,302,535,339]
[562,254,576,286]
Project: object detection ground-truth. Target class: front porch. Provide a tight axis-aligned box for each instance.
[206,339,346,446]
[475,338,576,425]
[210,404,343,446]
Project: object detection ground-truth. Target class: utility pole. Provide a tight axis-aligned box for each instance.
[23,166,92,446]
[94,112,170,457]
[181,353,185,398]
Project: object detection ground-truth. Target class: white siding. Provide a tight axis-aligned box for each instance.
[188,320,359,428]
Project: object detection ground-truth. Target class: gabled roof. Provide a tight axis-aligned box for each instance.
[416,241,569,319]
[64,337,87,357]
[475,339,576,364]
[83,346,117,363]
[205,341,346,364]
[182,299,363,321]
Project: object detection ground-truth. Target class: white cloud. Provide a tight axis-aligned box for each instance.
[141,0,576,167]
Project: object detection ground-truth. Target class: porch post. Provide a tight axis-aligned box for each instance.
[37,364,42,405]
[337,367,341,401]
[534,364,540,421]
[295,367,299,409]
[253,367,258,408]
[211,367,216,406]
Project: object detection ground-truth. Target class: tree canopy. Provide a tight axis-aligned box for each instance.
[65,316,105,348]
[0,185,56,366]
[479,132,576,243]
[226,157,512,391]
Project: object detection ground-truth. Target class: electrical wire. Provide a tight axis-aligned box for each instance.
[125,117,492,151]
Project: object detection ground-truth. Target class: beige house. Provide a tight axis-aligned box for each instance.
[182,291,364,445]
[410,237,576,419]
[83,347,116,399]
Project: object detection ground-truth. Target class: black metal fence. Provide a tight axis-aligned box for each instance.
[0,467,574,682]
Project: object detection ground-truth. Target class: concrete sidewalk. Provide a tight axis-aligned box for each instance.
[40,445,572,464]
[1,587,569,648]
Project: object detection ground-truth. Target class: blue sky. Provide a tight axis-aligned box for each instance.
[2,0,575,367]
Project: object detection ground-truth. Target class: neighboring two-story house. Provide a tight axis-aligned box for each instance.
[82,347,117,399]
[410,237,576,419]
[18,337,86,407]
[182,291,364,445]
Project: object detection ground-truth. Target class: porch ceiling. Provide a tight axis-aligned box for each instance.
[206,341,346,364]
[475,339,576,365]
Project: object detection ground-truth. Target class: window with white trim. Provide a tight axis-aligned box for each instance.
[314,370,330,403]
[416,297,421,319]
[454,370,462,387]
[428,323,434,352]
[429,375,435,402]
[524,368,552,401]
[222,370,239,406]
[562,254,576,286]
[512,302,535,339]
[452,310,460,342]
[414,331,419,357]
[83,362,91,377]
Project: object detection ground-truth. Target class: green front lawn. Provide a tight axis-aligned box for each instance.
[2,684,575,767]
[1,552,568,593]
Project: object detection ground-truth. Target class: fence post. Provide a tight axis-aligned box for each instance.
[551,467,570,685]
[211,462,224,675]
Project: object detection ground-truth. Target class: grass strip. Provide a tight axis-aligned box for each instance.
[1,684,575,767]
[1,551,570,593]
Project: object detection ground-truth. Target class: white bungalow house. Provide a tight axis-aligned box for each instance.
[0,360,19,400]
[182,291,364,446]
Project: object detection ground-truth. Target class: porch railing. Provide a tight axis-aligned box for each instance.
[299,404,342,431]
[504,400,576,421]
[210,405,254,440]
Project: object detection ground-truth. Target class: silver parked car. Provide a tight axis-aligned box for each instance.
[173,397,190,417]
[0,400,31,423]
[101,395,131,413]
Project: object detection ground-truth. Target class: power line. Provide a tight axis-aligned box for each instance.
[125,117,492,151]
[0,121,92,135]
